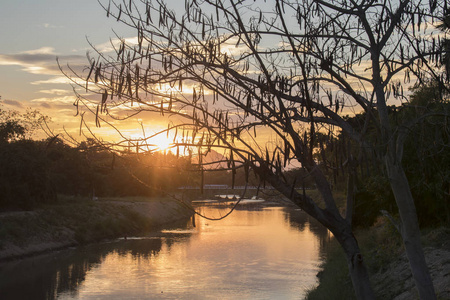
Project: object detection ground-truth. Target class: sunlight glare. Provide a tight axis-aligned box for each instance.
[151,135,172,152]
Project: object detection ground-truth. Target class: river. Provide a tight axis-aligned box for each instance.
[0,203,328,299]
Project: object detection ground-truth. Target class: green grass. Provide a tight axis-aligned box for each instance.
[305,238,355,300]
[305,220,405,300]
[297,188,347,209]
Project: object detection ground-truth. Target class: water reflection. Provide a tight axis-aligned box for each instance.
[283,208,331,258]
[0,238,169,300]
[0,205,328,300]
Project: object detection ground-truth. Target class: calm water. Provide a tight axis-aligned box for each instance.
[0,204,328,300]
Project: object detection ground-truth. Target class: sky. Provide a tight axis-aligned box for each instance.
[0,0,140,139]
[0,0,279,149]
[1,1,441,148]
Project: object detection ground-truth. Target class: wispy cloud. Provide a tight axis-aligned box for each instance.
[0,47,85,76]
[31,95,77,106]
[38,89,72,96]
[31,76,78,85]
[1,99,24,108]
[41,23,63,29]
[94,36,139,53]
[20,47,57,55]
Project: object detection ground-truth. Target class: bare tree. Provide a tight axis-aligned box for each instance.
[62,0,449,298]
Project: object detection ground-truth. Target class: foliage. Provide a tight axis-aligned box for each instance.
[0,107,197,211]
[0,140,57,210]
[352,176,395,228]
[45,138,198,199]
[0,120,25,143]
[0,106,55,210]
[402,83,450,226]
[342,81,450,228]
[0,103,45,142]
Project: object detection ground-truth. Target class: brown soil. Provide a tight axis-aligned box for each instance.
[372,228,450,299]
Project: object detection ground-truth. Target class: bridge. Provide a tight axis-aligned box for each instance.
[177,185,279,199]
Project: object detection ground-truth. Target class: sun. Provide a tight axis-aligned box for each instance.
[151,135,172,152]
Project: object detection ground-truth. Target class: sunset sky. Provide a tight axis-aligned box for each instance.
[1,0,441,149]
[0,0,145,140]
[0,0,278,149]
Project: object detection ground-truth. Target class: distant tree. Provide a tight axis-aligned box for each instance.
[63,1,450,298]
[0,119,25,143]
[0,106,26,142]
[0,107,55,210]
[437,10,450,80]
[0,103,46,142]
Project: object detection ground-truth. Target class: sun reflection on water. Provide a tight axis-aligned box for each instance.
[63,206,326,299]
[0,205,328,300]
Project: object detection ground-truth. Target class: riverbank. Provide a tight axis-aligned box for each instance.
[306,222,450,299]
[0,196,194,261]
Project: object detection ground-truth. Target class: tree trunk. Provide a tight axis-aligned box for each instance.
[334,226,376,300]
[264,169,375,299]
[386,157,436,300]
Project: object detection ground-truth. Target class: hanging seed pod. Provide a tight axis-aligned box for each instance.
[95,105,101,127]
[127,73,133,96]
[284,141,290,167]
[94,63,101,83]
[117,4,122,21]
[101,90,108,113]
[85,60,95,92]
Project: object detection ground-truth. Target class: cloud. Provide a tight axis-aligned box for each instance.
[39,102,52,109]
[38,89,72,96]
[94,36,140,53]
[0,47,85,76]
[20,47,57,55]
[24,95,80,122]
[31,95,77,106]
[31,76,79,85]
[41,23,63,29]
[1,99,24,108]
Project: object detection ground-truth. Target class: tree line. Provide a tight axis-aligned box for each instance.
[0,107,198,210]
[315,82,450,229]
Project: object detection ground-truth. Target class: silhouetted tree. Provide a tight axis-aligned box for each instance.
[0,104,42,143]
[62,1,450,298]
[0,106,55,210]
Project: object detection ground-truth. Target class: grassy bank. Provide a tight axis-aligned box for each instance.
[0,195,193,261]
[306,221,450,299]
